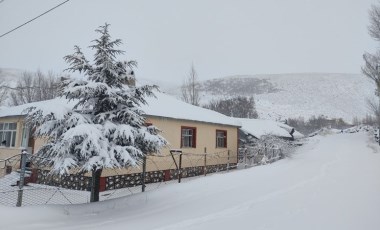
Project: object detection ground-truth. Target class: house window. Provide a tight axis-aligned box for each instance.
[0,122,17,147]
[21,125,30,148]
[216,130,227,148]
[181,127,196,148]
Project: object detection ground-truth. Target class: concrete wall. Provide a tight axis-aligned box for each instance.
[0,115,239,177]
[146,116,238,155]
[101,116,239,176]
[144,116,239,169]
[0,116,26,176]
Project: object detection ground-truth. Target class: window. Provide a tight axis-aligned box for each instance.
[0,122,17,147]
[21,125,30,148]
[216,130,227,148]
[181,127,196,148]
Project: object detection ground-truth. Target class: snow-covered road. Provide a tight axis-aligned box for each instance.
[1,132,379,230]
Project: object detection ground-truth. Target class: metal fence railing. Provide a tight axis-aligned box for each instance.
[0,146,281,207]
[0,150,89,207]
[0,149,237,206]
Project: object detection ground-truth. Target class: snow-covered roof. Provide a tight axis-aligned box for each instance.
[236,118,303,139]
[0,92,240,127]
[142,91,240,126]
[0,98,77,120]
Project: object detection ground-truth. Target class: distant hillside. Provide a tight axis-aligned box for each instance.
[199,77,280,96]
[164,73,375,123]
[1,69,375,123]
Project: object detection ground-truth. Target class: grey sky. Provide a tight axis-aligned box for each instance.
[0,0,377,84]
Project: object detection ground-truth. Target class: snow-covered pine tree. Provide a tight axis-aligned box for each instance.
[26,24,167,201]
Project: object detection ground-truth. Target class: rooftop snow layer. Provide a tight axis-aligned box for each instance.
[236,118,303,139]
[141,91,240,126]
[0,98,76,120]
[0,91,240,127]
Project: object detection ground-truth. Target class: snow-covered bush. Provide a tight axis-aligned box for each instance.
[240,134,297,166]
[257,135,295,158]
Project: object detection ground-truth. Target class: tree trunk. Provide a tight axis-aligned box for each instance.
[90,167,103,202]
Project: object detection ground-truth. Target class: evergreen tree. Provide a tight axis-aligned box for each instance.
[26,24,167,200]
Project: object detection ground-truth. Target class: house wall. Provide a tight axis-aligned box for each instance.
[0,114,239,181]
[147,116,238,154]
[101,116,239,176]
[0,116,26,176]
[145,116,238,169]
[33,137,47,154]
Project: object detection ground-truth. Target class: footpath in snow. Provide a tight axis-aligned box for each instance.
[1,132,379,230]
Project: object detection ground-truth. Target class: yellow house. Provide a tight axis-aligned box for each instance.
[0,92,241,190]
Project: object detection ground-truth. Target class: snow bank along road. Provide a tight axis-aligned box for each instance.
[1,132,379,230]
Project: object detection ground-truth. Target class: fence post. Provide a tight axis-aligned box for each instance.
[265,143,267,156]
[90,167,102,202]
[178,153,182,183]
[16,149,27,207]
[244,149,247,169]
[141,156,146,192]
[204,154,207,176]
[227,150,230,172]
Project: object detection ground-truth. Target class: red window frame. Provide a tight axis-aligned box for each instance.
[181,126,197,148]
[145,122,153,127]
[216,130,227,148]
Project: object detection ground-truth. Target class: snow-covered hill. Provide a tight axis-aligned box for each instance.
[0,69,375,123]
[164,73,375,123]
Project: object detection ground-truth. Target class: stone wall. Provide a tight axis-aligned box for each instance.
[105,163,237,190]
[36,169,91,191]
[33,163,237,191]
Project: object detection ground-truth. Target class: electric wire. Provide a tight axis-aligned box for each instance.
[0,0,70,38]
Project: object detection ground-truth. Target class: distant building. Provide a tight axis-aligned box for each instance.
[236,118,302,144]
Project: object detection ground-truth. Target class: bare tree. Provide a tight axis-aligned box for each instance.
[0,68,8,105]
[362,51,380,93]
[0,83,8,106]
[367,98,380,125]
[363,3,380,125]
[181,64,201,106]
[368,4,380,41]
[10,70,60,106]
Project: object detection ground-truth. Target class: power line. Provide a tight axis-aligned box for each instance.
[0,0,70,38]
[0,85,59,91]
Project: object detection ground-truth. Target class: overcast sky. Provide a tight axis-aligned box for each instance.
[0,0,377,84]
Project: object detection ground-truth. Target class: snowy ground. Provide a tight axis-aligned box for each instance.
[1,132,379,230]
